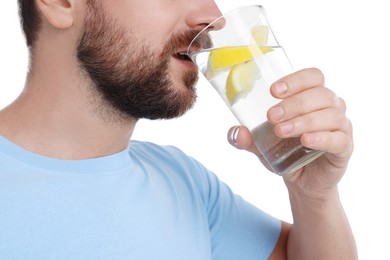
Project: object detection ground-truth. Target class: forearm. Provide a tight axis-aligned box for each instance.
[286,187,358,260]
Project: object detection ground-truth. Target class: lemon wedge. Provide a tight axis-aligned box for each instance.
[251,25,269,45]
[226,59,261,105]
[209,45,273,71]
[205,25,270,79]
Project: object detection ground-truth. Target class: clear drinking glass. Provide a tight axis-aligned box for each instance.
[187,5,324,175]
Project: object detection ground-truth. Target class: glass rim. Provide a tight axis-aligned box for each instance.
[186,5,265,55]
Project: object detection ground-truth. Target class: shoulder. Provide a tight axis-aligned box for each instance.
[128,140,213,186]
[128,140,198,166]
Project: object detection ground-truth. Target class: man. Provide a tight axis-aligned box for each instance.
[0,0,357,259]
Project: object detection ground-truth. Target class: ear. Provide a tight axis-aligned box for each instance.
[36,0,75,29]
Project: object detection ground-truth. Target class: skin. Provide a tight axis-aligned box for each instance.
[0,0,357,259]
[228,69,357,259]
[76,0,199,121]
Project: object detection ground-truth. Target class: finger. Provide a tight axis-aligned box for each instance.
[227,126,275,172]
[301,130,354,158]
[270,68,325,99]
[268,86,343,124]
[227,126,259,155]
[273,107,350,138]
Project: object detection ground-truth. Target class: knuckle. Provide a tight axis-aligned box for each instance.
[309,67,325,84]
[346,118,354,136]
[302,114,315,129]
[338,97,347,111]
[334,110,346,126]
[292,115,311,135]
[322,87,339,107]
[333,109,351,133]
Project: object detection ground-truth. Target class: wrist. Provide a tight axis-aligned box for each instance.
[285,180,341,214]
[283,170,341,202]
[288,190,344,229]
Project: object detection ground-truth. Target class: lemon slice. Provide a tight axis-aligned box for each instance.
[209,45,273,71]
[205,25,270,79]
[251,25,269,45]
[205,58,224,80]
[226,59,261,105]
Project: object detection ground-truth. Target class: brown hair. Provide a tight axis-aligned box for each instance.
[17,0,41,47]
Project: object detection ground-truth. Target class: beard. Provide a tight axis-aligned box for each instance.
[76,0,200,121]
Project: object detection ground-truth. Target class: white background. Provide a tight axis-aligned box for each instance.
[1,0,389,259]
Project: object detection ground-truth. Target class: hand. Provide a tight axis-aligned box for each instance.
[228,68,354,198]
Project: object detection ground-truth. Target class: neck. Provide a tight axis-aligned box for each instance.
[0,46,137,160]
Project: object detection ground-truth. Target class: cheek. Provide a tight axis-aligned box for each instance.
[102,2,179,46]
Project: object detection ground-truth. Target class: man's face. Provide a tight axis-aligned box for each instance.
[76,0,219,120]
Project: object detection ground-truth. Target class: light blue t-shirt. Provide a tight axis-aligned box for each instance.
[0,136,281,260]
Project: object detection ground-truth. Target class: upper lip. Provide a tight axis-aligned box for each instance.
[187,33,213,54]
[173,47,196,60]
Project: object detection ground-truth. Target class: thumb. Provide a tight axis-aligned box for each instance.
[227,125,275,173]
[227,126,259,155]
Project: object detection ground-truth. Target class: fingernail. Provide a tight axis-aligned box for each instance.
[305,133,321,146]
[229,126,240,146]
[269,106,284,121]
[274,82,288,96]
[279,122,293,134]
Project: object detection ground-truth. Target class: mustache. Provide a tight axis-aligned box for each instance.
[161,29,213,57]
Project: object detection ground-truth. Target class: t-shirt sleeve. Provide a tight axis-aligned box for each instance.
[163,145,282,260]
[155,143,281,260]
[204,169,281,260]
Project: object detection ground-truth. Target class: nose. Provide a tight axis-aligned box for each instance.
[185,1,225,32]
